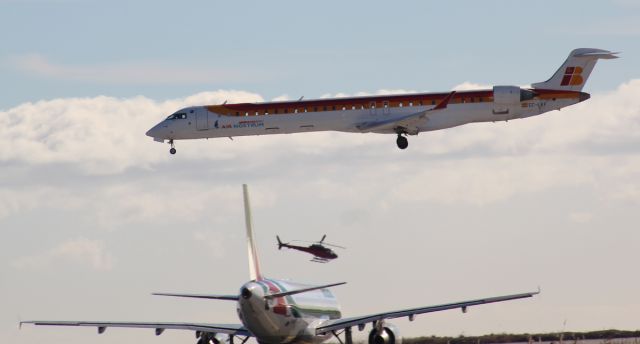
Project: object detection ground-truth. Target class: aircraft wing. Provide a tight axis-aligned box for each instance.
[20,320,251,337]
[356,91,456,133]
[315,290,538,334]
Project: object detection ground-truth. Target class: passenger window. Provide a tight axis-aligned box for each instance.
[323,106,327,111]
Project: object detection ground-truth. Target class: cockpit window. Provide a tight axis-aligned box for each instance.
[166,112,187,120]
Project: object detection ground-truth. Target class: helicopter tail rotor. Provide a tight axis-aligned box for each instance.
[277,236,284,250]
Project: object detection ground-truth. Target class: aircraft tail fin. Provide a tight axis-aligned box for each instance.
[243,184,263,281]
[531,48,618,91]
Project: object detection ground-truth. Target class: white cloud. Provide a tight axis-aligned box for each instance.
[7,54,267,84]
[568,211,593,224]
[320,89,420,98]
[11,237,114,271]
[0,90,263,174]
[452,82,491,90]
[1,80,640,210]
[272,94,291,101]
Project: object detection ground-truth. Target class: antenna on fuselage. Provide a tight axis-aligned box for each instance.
[298,96,304,101]
[222,100,228,105]
[243,184,263,281]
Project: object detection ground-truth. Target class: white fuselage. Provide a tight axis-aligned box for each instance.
[237,279,340,344]
[145,89,586,143]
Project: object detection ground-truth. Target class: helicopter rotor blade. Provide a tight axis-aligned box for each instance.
[322,243,346,249]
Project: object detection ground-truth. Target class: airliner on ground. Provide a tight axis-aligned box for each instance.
[22,185,539,344]
[146,48,617,154]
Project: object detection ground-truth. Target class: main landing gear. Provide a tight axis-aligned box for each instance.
[169,139,177,155]
[396,134,408,150]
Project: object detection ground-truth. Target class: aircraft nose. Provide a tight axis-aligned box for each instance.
[146,122,166,138]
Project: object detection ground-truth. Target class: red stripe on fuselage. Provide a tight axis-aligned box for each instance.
[260,279,288,316]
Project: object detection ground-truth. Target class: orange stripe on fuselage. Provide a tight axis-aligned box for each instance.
[204,89,583,117]
[206,90,495,117]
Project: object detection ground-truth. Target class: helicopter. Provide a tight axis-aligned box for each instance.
[276,234,345,263]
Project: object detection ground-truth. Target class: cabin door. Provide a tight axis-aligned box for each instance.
[196,108,209,130]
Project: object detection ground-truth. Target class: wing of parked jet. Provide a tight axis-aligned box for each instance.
[315,290,539,334]
[20,320,251,337]
[151,292,239,300]
[356,91,456,133]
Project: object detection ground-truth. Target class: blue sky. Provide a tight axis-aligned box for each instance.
[2,1,640,344]
[2,0,638,109]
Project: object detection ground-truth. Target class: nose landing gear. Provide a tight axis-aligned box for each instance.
[396,134,408,150]
[169,140,177,155]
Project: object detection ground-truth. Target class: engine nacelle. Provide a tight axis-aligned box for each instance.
[492,85,536,115]
[368,323,401,344]
[196,332,229,344]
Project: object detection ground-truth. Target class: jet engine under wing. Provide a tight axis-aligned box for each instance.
[20,321,251,337]
[356,91,456,134]
[315,290,539,334]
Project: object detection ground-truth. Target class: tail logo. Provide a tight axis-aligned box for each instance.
[560,66,584,86]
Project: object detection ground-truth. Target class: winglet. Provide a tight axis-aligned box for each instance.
[243,184,263,281]
[432,91,456,110]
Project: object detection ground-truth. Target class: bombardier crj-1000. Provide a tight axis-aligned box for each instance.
[22,185,538,344]
[146,48,617,153]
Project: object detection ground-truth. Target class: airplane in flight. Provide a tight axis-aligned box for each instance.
[146,48,618,154]
[276,235,344,263]
[22,185,539,344]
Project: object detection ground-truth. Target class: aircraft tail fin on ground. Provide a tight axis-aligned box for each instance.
[532,48,618,91]
[243,184,263,281]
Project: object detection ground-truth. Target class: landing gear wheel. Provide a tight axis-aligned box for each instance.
[169,139,176,155]
[396,135,408,150]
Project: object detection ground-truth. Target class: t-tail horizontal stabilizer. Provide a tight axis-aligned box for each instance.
[532,48,619,92]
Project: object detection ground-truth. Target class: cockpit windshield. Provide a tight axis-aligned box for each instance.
[166,112,187,120]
